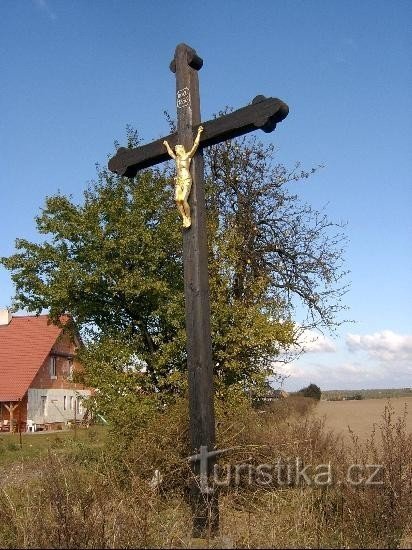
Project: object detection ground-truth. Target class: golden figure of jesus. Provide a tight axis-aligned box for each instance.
[163,125,203,228]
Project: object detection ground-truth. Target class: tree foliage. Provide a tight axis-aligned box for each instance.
[205,132,348,333]
[2,128,348,411]
[298,383,322,400]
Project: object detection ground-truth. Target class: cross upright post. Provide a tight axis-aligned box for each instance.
[170,43,218,536]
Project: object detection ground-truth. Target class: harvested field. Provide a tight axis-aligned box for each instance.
[315,396,412,442]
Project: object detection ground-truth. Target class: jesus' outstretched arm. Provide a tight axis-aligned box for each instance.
[188,125,204,158]
[163,140,176,160]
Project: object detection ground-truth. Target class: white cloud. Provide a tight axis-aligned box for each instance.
[272,329,412,391]
[346,330,412,363]
[278,358,411,392]
[295,328,337,354]
[276,362,307,379]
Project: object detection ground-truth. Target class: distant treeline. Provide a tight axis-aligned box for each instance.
[322,388,412,401]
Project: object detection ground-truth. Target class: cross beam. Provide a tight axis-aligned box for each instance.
[4,402,19,433]
[108,96,289,177]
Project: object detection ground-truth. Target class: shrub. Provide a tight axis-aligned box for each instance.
[298,383,322,400]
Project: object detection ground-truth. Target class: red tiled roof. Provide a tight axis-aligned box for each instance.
[0,315,65,402]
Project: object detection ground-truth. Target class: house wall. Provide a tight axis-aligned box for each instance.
[30,332,85,391]
[27,388,91,424]
[27,331,91,426]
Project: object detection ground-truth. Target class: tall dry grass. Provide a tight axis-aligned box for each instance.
[0,397,410,548]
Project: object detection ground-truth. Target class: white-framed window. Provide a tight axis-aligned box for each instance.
[50,356,57,379]
[77,398,83,415]
[41,396,47,416]
[63,396,67,411]
[70,396,74,410]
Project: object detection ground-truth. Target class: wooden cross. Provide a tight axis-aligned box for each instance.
[108,43,289,537]
[4,402,19,433]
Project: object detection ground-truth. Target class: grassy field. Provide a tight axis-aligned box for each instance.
[315,396,412,442]
[0,426,107,470]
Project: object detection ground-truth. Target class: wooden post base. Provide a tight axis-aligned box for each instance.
[190,483,219,538]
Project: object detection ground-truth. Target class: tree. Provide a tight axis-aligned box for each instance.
[203,129,348,390]
[298,383,322,400]
[204,130,348,335]
[2,128,348,409]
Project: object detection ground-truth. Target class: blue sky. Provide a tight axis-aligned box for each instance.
[1,0,411,390]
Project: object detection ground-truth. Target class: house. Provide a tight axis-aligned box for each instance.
[263,389,289,401]
[0,310,91,432]
[272,389,289,399]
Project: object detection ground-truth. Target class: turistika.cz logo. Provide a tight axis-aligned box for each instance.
[188,446,384,494]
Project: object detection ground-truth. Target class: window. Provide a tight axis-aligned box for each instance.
[63,396,67,411]
[50,356,57,379]
[41,396,47,416]
[68,359,74,381]
[77,398,83,415]
[70,396,74,410]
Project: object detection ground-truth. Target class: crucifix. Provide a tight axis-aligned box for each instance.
[108,43,289,537]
